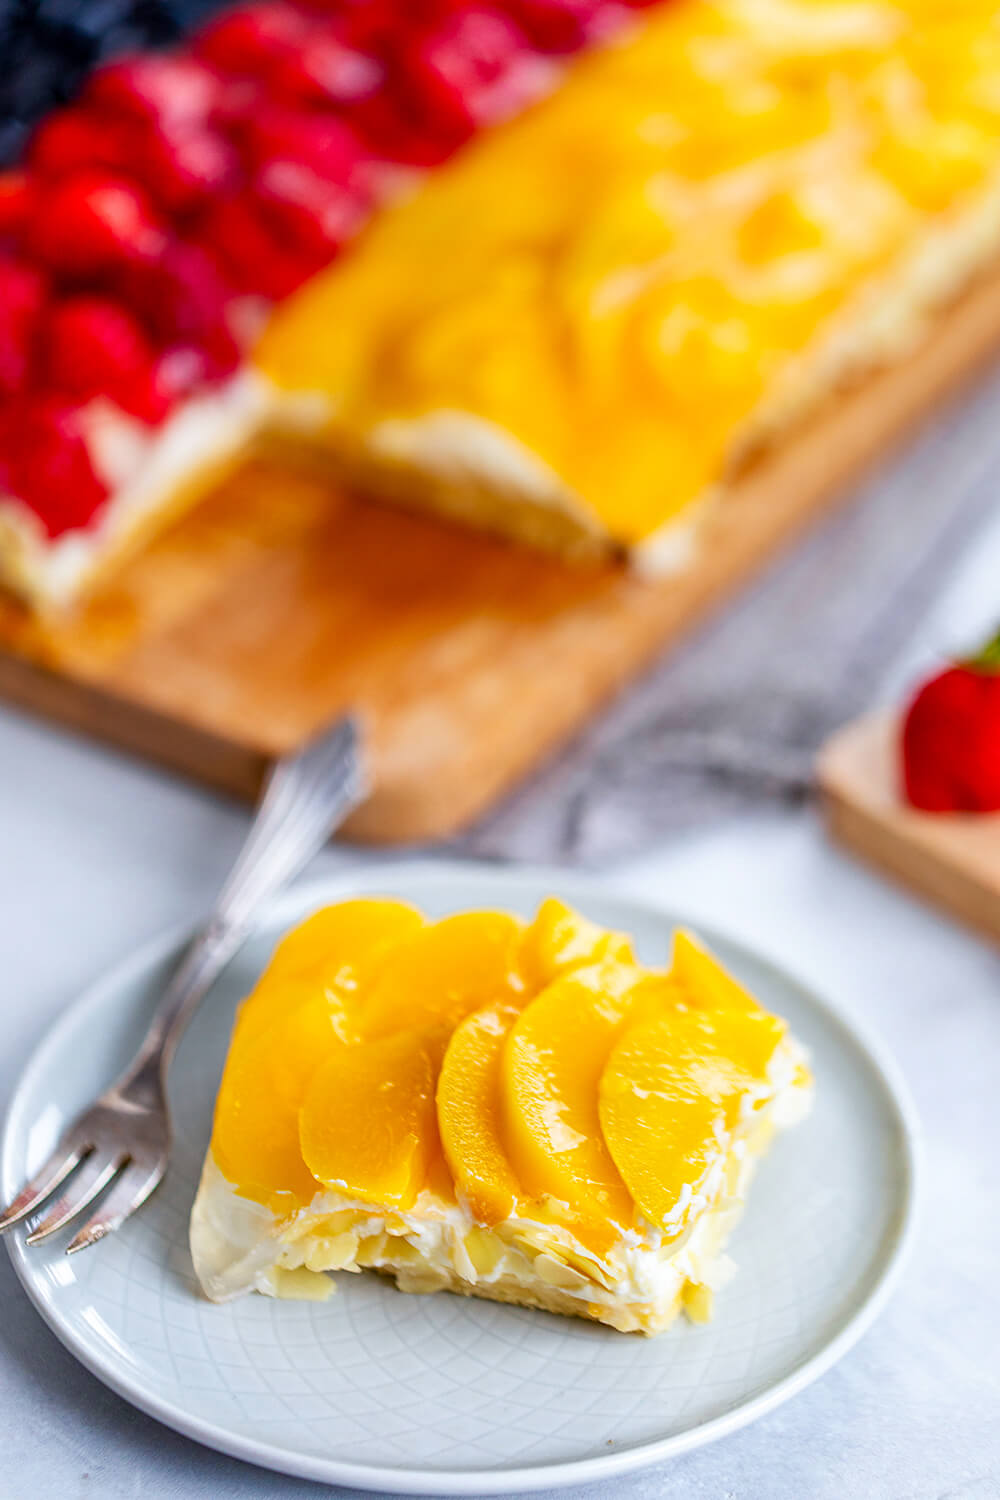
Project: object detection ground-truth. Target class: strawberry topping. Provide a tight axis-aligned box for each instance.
[130,242,240,374]
[29,108,132,180]
[403,9,552,140]
[43,296,157,407]
[85,56,224,130]
[0,259,47,396]
[255,160,371,262]
[270,36,385,109]
[242,107,368,184]
[199,191,318,299]
[0,398,108,536]
[195,4,314,75]
[140,125,242,216]
[506,0,628,52]
[324,0,417,55]
[0,172,34,244]
[28,171,168,276]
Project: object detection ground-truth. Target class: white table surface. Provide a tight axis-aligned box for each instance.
[1,514,998,1500]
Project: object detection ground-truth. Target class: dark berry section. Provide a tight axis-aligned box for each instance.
[0,0,225,166]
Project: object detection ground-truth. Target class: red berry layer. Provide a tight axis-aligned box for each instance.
[0,0,650,543]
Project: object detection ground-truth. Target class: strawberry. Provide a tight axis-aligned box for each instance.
[255,159,369,261]
[0,260,46,395]
[213,73,265,127]
[111,345,212,426]
[402,9,553,141]
[28,107,131,178]
[324,0,411,53]
[140,126,241,215]
[198,192,316,299]
[27,172,168,277]
[505,0,628,53]
[270,35,384,108]
[42,295,156,407]
[351,88,462,166]
[194,4,313,75]
[85,56,223,130]
[128,242,240,372]
[901,628,1000,813]
[242,108,367,185]
[35,101,239,218]
[0,397,108,536]
[0,452,15,501]
[0,171,33,242]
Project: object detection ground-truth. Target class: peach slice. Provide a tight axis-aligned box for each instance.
[670,929,758,1013]
[520,898,634,990]
[211,991,338,1207]
[236,898,425,1045]
[360,910,528,1040]
[599,1003,788,1237]
[500,963,660,1243]
[300,1026,449,1209]
[437,1000,523,1225]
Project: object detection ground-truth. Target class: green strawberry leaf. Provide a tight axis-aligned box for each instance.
[966,625,1000,673]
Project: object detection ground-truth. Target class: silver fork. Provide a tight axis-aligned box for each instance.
[0,716,367,1254]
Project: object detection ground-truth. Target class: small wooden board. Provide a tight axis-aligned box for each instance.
[819,712,1000,944]
[4,263,1000,845]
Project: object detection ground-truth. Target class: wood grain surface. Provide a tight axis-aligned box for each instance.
[4,262,1000,844]
[819,712,1000,944]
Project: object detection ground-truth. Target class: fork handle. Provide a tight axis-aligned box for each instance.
[123,717,367,1088]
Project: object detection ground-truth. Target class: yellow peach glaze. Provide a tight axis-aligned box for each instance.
[252,0,1000,560]
[192,898,813,1333]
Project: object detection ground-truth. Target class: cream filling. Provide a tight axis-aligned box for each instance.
[368,409,601,539]
[190,1038,811,1330]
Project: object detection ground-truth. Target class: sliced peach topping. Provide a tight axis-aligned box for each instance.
[299,1026,450,1210]
[212,898,424,1204]
[212,991,337,1207]
[519,897,634,991]
[210,897,794,1251]
[599,1001,788,1239]
[236,898,425,1045]
[359,910,527,1040]
[670,928,759,1013]
[437,1000,523,1225]
[499,962,665,1246]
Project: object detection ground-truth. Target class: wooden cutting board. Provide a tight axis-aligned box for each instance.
[818,713,1000,944]
[4,264,1000,845]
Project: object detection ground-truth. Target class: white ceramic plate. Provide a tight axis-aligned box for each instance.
[2,862,917,1495]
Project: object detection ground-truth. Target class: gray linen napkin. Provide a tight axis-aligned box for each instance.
[459,367,1000,862]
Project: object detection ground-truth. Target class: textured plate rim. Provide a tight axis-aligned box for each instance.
[2,859,920,1496]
